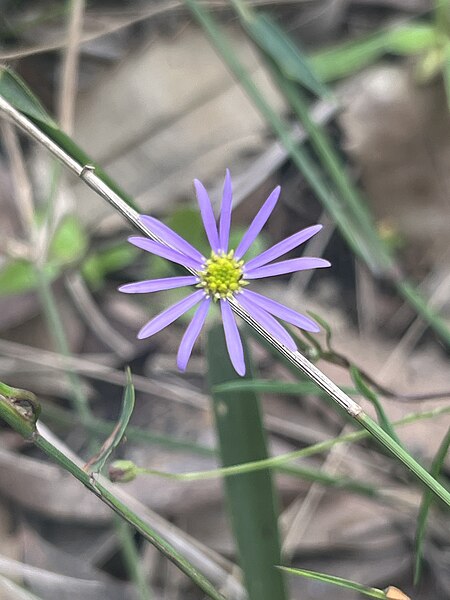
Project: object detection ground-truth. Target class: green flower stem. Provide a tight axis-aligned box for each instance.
[45,402,379,496]
[130,405,450,509]
[0,395,225,600]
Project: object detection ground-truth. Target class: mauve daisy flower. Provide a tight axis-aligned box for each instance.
[119,170,330,376]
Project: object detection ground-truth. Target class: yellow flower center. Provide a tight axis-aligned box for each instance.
[198,251,246,299]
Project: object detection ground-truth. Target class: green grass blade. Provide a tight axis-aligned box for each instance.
[277,566,387,599]
[207,324,287,600]
[0,66,138,210]
[214,378,356,396]
[414,425,450,583]
[233,3,328,97]
[394,279,450,347]
[84,368,135,474]
[357,413,450,509]
[350,366,402,445]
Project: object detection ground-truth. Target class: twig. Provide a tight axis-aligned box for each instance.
[65,271,135,359]
[58,0,85,134]
[0,121,35,240]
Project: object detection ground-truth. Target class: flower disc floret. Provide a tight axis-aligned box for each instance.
[198,251,245,299]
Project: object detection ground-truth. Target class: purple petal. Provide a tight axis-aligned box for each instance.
[220,299,245,376]
[245,224,323,270]
[240,290,320,332]
[194,179,220,253]
[245,257,330,279]
[177,297,211,371]
[128,237,203,270]
[219,169,232,252]
[119,276,198,294]
[237,293,297,351]
[235,186,280,259]
[137,289,205,339]
[139,215,206,263]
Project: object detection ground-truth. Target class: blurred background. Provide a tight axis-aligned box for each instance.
[0,1,449,599]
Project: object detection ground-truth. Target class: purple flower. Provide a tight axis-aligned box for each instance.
[119,170,330,376]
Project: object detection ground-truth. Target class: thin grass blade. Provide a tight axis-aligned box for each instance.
[414,425,450,583]
[214,378,356,397]
[84,367,135,473]
[350,366,402,445]
[235,6,329,97]
[277,566,387,599]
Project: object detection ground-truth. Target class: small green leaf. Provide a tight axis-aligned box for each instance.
[167,207,210,256]
[386,23,438,54]
[167,206,267,260]
[0,218,86,297]
[49,215,88,265]
[82,243,138,289]
[0,259,59,296]
[277,566,387,599]
[84,368,135,474]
